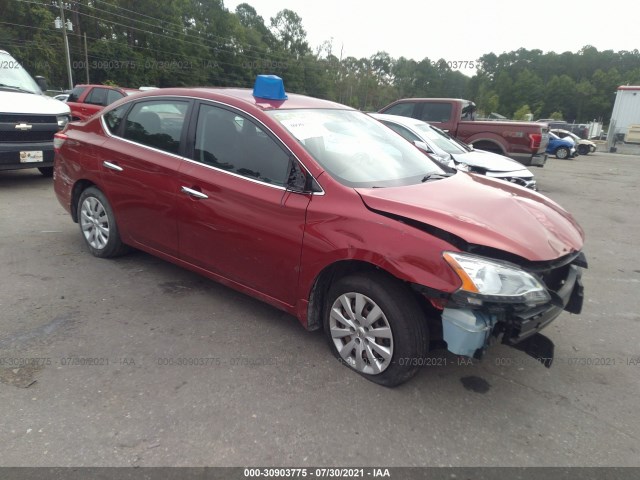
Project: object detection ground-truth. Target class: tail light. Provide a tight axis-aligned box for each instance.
[529,133,542,149]
[53,132,67,151]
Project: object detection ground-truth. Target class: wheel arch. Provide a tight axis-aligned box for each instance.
[70,179,97,223]
[467,137,507,155]
[304,259,438,333]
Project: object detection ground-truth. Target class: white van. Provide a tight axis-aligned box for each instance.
[0,49,71,176]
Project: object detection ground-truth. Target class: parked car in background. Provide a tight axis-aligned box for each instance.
[546,131,577,159]
[537,119,589,139]
[551,128,597,155]
[0,49,70,176]
[53,93,69,102]
[65,84,127,121]
[370,113,537,190]
[379,98,549,167]
[53,75,586,387]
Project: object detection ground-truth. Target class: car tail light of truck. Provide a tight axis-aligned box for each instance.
[529,133,542,149]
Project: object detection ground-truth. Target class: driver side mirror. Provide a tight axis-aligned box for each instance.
[413,140,433,154]
[34,76,49,92]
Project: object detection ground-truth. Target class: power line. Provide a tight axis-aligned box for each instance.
[13,0,291,65]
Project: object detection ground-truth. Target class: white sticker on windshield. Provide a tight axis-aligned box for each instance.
[278,116,329,141]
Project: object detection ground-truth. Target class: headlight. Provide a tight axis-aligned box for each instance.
[56,115,70,129]
[443,252,551,307]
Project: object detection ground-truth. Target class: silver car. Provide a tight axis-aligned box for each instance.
[371,113,538,190]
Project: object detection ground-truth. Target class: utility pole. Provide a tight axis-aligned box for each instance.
[84,32,90,83]
[59,0,73,90]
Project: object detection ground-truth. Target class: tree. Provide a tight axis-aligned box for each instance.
[513,104,532,120]
[270,9,309,59]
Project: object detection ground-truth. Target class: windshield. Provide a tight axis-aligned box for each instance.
[0,52,42,94]
[413,123,468,155]
[269,109,445,188]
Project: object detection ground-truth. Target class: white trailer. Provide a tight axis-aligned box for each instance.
[609,86,640,144]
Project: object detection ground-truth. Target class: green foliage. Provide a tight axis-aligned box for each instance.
[0,2,637,119]
[549,111,564,120]
[513,104,532,120]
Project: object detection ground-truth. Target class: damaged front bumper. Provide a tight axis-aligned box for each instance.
[424,251,586,366]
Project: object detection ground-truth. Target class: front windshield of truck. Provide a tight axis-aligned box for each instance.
[269,109,446,188]
[0,52,42,94]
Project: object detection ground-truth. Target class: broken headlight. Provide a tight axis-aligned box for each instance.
[443,252,551,307]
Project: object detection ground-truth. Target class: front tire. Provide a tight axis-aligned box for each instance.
[555,147,570,159]
[324,272,428,387]
[577,144,590,155]
[77,186,129,258]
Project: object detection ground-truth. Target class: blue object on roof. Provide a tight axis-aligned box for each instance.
[253,75,288,100]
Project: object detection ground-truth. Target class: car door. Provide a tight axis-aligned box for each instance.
[96,98,192,256]
[176,102,311,305]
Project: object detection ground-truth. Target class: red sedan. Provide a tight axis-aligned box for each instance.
[53,76,586,386]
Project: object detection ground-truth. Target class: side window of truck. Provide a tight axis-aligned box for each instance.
[383,102,416,118]
[419,103,452,123]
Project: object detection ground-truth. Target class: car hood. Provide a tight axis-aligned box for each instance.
[356,173,584,262]
[0,91,70,115]
[452,150,532,173]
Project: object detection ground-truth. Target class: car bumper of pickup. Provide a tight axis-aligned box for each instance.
[511,152,547,167]
[439,253,585,362]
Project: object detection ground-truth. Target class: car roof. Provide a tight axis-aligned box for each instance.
[122,87,352,112]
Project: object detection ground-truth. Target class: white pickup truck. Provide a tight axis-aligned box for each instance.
[0,49,71,176]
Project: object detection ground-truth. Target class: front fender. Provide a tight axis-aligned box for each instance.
[298,195,463,305]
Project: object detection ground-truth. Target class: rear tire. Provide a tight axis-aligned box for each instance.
[555,147,570,159]
[38,167,53,177]
[323,272,428,387]
[77,186,129,258]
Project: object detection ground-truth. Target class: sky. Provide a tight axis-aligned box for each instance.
[224,0,638,75]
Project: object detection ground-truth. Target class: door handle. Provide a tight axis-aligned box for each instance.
[103,161,123,172]
[181,186,208,199]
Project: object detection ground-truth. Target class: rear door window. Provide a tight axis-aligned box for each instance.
[122,100,190,155]
[418,103,452,123]
[85,87,108,106]
[67,86,86,102]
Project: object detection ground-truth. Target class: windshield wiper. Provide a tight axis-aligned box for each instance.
[421,172,453,182]
[0,83,36,94]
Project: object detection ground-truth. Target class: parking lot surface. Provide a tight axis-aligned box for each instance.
[1,152,639,467]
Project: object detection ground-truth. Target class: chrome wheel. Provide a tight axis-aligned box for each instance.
[556,147,569,159]
[80,196,110,250]
[329,292,394,375]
